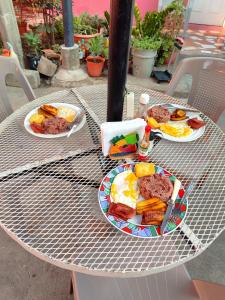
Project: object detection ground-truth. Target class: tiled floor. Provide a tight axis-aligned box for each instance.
[181,27,225,58]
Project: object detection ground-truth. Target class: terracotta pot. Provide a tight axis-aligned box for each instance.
[74,32,101,45]
[86,56,105,77]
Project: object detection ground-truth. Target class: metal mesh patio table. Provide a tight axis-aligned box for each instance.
[0,84,224,298]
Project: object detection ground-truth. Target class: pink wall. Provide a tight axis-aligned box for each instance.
[72,0,159,17]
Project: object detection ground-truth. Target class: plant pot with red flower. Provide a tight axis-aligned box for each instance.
[86,36,106,77]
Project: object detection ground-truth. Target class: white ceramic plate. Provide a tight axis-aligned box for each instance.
[148,104,206,142]
[24,103,86,138]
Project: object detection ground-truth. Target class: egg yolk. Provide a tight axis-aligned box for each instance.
[123,189,138,199]
[160,123,192,137]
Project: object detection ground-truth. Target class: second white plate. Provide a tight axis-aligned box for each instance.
[24,103,86,138]
[148,103,205,142]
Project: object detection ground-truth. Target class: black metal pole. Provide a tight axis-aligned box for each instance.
[107,0,134,122]
[62,0,74,47]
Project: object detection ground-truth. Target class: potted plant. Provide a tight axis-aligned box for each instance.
[132,1,184,70]
[23,31,41,70]
[132,37,161,78]
[157,0,184,65]
[132,5,162,78]
[156,35,174,65]
[86,36,105,77]
[73,13,103,45]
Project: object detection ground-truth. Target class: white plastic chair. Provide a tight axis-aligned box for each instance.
[0,51,36,122]
[166,57,225,123]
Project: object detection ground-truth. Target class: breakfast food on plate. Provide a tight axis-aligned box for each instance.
[38,104,58,118]
[148,105,170,123]
[160,122,193,137]
[187,118,206,129]
[147,117,160,129]
[111,170,139,209]
[109,170,139,220]
[108,202,135,221]
[139,174,173,202]
[142,210,165,225]
[134,162,155,178]
[109,133,139,160]
[107,163,180,227]
[57,106,77,123]
[136,198,166,215]
[30,117,69,134]
[43,117,68,134]
[170,109,187,121]
[29,113,45,125]
[28,104,78,135]
[30,122,45,134]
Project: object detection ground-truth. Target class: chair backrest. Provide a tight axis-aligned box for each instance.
[166,57,225,123]
[0,53,35,122]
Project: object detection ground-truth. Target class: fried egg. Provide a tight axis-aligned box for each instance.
[111,170,139,209]
[57,107,76,123]
[160,122,193,137]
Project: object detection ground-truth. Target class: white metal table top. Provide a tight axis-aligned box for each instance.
[0,84,224,278]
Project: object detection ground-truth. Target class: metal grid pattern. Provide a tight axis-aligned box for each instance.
[0,84,224,277]
[0,90,99,176]
[189,68,225,122]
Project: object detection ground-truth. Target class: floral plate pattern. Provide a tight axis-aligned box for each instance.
[98,163,188,238]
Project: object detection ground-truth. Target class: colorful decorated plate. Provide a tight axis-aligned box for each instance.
[98,163,188,238]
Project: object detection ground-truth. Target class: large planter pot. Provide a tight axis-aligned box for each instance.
[132,48,157,78]
[74,32,101,45]
[74,33,102,58]
[86,56,105,77]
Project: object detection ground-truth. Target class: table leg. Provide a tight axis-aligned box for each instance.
[72,265,200,300]
[71,272,80,300]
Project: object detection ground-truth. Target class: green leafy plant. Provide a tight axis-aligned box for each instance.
[133,4,142,38]
[73,16,97,35]
[54,18,64,42]
[104,11,110,33]
[132,36,161,51]
[102,47,109,60]
[87,36,104,56]
[23,31,41,56]
[73,13,105,35]
[132,5,162,52]
[27,0,62,46]
[142,11,164,38]
[132,0,184,64]
[156,36,174,65]
[52,43,61,54]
